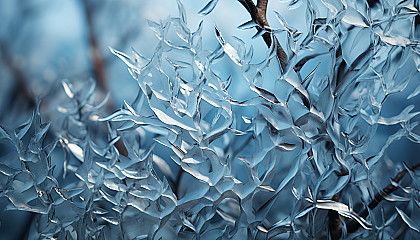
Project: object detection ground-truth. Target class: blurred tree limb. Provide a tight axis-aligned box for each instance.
[82,0,128,157]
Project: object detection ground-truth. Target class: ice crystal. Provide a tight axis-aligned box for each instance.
[101,0,420,238]
[1,0,420,239]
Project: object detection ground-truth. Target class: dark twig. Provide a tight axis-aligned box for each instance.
[0,43,35,109]
[329,194,342,240]
[392,224,406,239]
[114,138,128,157]
[240,0,288,70]
[173,167,184,199]
[346,162,420,234]
[81,0,128,157]
[82,0,106,91]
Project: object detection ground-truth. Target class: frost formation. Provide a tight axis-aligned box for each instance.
[1,0,420,239]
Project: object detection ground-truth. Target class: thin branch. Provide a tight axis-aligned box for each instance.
[0,43,35,109]
[256,0,268,12]
[241,0,288,70]
[114,138,128,157]
[81,0,128,157]
[173,167,184,198]
[346,162,420,233]
[329,194,342,240]
[392,224,406,239]
[82,0,106,91]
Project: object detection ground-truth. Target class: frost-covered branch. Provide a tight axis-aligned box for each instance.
[346,162,420,233]
[329,162,420,238]
[240,0,288,70]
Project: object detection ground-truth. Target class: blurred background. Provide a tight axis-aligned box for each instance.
[0,0,310,116]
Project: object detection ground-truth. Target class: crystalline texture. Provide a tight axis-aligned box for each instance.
[1,0,420,239]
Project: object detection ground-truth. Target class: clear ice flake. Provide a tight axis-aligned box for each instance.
[396,207,420,233]
[198,0,220,16]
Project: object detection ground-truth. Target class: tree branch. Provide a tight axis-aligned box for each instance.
[81,0,128,157]
[256,0,268,12]
[241,0,287,70]
[173,167,184,199]
[392,224,406,239]
[0,43,35,109]
[82,0,106,91]
[346,162,420,234]
[329,194,342,240]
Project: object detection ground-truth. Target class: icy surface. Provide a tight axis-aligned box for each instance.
[0,0,420,239]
